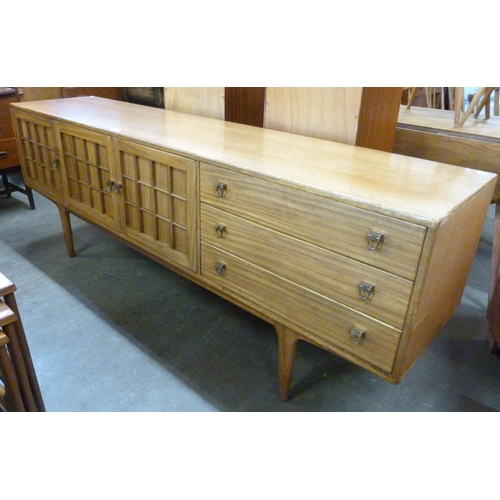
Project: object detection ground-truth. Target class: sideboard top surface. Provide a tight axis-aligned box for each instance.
[12,97,496,225]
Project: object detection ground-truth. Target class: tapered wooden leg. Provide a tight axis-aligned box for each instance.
[57,204,75,257]
[275,323,300,402]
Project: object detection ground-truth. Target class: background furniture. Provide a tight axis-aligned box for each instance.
[0,273,45,411]
[0,87,35,209]
[394,104,500,353]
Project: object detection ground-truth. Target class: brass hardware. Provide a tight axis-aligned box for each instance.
[215,262,226,276]
[367,231,384,251]
[107,180,115,191]
[114,183,122,195]
[350,327,365,345]
[52,157,59,168]
[0,151,7,159]
[215,224,226,238]
[358,282,375,301]
[215,182,227,197]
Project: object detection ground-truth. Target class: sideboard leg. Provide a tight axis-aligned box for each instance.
[275,323,300,402]
[57,205,75,257]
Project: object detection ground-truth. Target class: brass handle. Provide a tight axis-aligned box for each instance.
[52,157,59,168]
[114,183,122,195]
[107,180,115,191]
[215,182,227,197]
[350,327,365,345]
[367,231,384,251]
[215,262,226,276]
[358,282,375,301]
[0,151,7,159]
[215,224,226,238]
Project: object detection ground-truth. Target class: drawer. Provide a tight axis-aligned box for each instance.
[0,138,20,170]
[200,162,426,280]
[201,243,401,373]
[201,204,413,329]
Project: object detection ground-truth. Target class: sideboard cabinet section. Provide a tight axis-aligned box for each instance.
[113,139,198,271]
[11,109,62,201]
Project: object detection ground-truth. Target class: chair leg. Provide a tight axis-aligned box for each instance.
[1,173,12,197]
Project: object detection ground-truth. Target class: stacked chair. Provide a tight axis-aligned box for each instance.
[0,272,44,412]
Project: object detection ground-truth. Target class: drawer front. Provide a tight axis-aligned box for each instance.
[0,138,20,169]
[202,204,413,329]
[200,162,426,280]
[201,243,401,373]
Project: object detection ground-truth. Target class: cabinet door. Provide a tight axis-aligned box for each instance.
[11,109,62,201]
[114,138,198,272]
[56,122,118,230]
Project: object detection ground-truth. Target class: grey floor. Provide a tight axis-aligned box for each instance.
[1,172,499,412]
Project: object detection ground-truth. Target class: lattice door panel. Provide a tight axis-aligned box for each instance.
[12,111,61,198]
[56,123,116,228]
[115,139,198,270]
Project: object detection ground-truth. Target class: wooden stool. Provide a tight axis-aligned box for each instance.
[0,302,26,411]
[0,274,45,411]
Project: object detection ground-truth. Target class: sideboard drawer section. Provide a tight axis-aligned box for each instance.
[201,243,401,373]
[201,204,413,330]
[200,162,426,281]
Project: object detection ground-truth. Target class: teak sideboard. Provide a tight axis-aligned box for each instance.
[10,97,497,401]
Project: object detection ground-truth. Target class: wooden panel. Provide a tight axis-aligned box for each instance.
[201,204,414,329]
[11,109,62,200]
[200,162,426,280]
[224,87,265,127]
[356,87,402,152]
[164,87,225,119]
[62,87,125,100]
[263,87,363,144]
[394,187,495,379]
[18,88,62,102]
[201,243,401,373]
[0,96,17,139]
[114,138,198,271]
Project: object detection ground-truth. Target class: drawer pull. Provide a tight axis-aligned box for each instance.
[114,183,122,195]
[215,262,226,276]
[350,327,365,345]
[52,157,59,168]
[107,180,115,191]
[215,182,227,197]
[358,282,375,300]
[367,231,384,251]
[215,223,226,238]
[0,151,7,159]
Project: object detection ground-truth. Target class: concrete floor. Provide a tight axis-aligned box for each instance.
[1,172,500,412]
